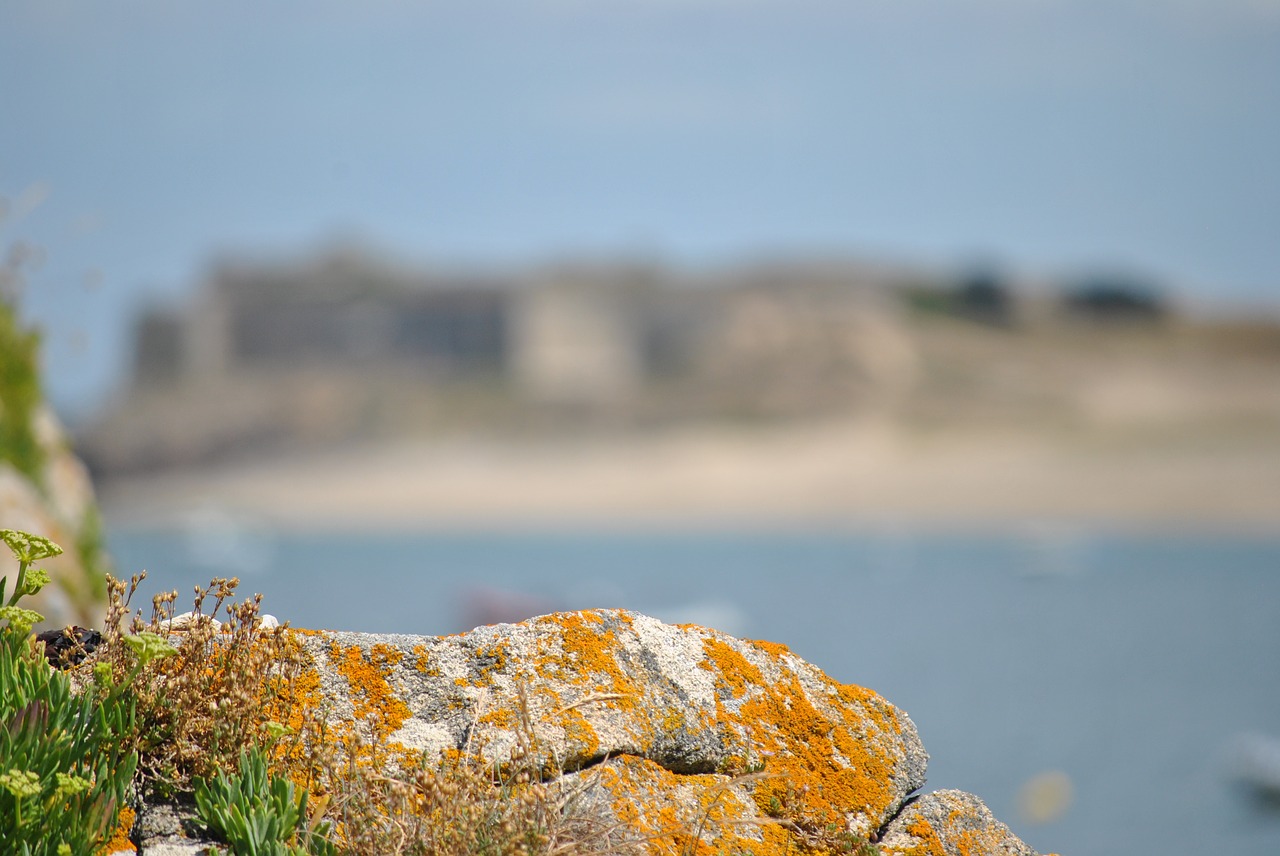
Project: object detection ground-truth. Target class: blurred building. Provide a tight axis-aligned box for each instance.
[86,249,907,472]
[136,251,510,384]
[81,245,1277,485]
[127,250,903,407]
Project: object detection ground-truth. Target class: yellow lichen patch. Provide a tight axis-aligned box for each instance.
[267,661,324,755]
[97,805,136,855]
[535,612,636,697]
[595,755,793,856]
[528,611,657,750]
[330,641,412,739]
[945,811,1017,856]
[560,705,602,758]
[699,635,902,835]
[837,682,905,736]
[750,638,793,660]
[478,705,518,729]
[265,633,324,732]
[660,706,685,736]
[904,817,947,856]
[700,637,765,701]
[411,643,438,675]
[259,632,343,796]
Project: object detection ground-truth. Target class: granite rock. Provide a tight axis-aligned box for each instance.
[287,609,967,852]
[125,609,1043,854]
[879,789,1040,856]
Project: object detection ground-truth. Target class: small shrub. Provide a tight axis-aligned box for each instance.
[0,529,138,856]
[92,573,311,795]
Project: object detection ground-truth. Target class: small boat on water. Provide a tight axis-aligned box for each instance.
[1228,732,1280,804]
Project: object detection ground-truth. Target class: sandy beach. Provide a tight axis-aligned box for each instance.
[97,417,1280,533]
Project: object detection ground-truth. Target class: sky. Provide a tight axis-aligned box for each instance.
[2,0,1279,418]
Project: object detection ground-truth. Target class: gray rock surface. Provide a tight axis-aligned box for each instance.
[294,609,936,847]
[879,788,1040,856]
[126,610,1043,854]
[131,802,219,856]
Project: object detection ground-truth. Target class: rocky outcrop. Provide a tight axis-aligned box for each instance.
[135,609,1033,856]
[297,610,924,847]
[0,403,109,630]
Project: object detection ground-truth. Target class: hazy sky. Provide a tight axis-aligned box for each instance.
[2,0,1279,416]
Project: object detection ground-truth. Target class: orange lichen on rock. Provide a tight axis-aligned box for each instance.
[474,639,511,686]
[524,612,661,755]
[277,612,941,855]
[837,681,905,736]
[329,640,412,739]
[904,816,948,856]
[560,705,602,758]
[264,633,324,729]
[478,705,518,729]
[879,790,1039,856]
[98,805,136,855]
[411,643,438,675]
[699,635,900,832]
[534,611,640,703]
[700,637,764,702]
[749,638,793,660]
[590,755,799,856]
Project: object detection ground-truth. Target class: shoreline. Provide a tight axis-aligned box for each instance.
[96,419,1280,536]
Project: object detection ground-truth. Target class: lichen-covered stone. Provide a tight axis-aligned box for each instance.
[292,609,934,852]
[879,789,1039,856]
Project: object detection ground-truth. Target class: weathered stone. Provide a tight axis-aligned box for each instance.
[879,789,1039,856]
[119,610,1044,854]
[133,802,185,839]
[292,609,934,850]
[136,843,216,856]
[133,802,219,856]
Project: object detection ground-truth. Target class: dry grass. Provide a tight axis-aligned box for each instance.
[87,573,312,795]
[323,688,646,856]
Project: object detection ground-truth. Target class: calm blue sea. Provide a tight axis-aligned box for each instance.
[107,525,1280,855]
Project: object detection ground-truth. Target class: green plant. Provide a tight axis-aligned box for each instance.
[0,298,45,486]
[195,745,334,856]
[0,529,139,856]
[1,528,61,610]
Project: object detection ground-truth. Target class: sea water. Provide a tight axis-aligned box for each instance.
[107,525,1280,855]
